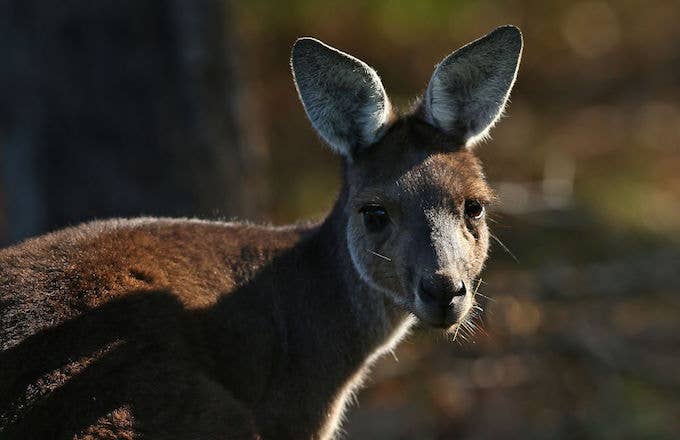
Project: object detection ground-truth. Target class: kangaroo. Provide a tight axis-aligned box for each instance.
[0,26,522,439]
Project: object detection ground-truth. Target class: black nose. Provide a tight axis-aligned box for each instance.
[419,274,466,306]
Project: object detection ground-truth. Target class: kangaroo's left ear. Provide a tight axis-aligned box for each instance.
[291,38,393,158]
[421,25,523,147]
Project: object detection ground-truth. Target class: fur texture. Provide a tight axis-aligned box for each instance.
[0,26,522,439]
[422,25,523,147]
[1,217,408,439]
[291,38,394,157]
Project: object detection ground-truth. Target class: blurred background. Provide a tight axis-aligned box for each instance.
[1,0,678,438]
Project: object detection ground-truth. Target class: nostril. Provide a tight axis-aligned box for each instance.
[419,275,466,305]
[452,280,466,297]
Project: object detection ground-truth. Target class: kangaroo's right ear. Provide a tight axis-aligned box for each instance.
[291,38,393,158]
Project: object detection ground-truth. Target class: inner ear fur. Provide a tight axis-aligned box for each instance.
[420,25,523,148]
[291,37,393,158]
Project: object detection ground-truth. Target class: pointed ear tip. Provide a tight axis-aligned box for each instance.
[494,24,522,36]
[493,25,523,48]
[293,36,320,47]
[291,37,324,59]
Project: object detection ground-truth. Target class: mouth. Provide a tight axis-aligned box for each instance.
[422,307,463,328]
[414,294,471,329]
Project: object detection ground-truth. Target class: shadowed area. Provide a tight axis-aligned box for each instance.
[0,288,262,439]
[0,219,309,439]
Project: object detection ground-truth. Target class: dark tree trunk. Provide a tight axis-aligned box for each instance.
[0,0,264,245]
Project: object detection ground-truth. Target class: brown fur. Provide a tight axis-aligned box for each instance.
[1,219,300,438]
[0,119,490,439]
[1,27,521,439]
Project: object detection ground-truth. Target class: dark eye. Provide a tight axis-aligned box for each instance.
[464,200,485,220]
[360,204,390,233]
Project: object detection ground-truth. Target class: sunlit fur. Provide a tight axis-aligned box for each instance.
[422,25,523,148]
[1,26,521,440]
[345,120,493,330]
[292,38,394,156]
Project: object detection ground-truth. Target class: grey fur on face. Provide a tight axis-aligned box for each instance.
[424,206,469,275]
[291,26,521,331]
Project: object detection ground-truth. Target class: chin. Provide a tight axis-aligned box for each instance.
[419,312,460,329]
[413,295,473,330]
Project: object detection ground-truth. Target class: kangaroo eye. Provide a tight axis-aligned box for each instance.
[464,200,485,220]
[360,204,390,233]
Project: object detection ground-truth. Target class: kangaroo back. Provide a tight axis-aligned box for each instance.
[1,219,303,438]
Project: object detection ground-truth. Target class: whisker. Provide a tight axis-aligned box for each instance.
[490,232,519,263]
[365,250,437,278]
[487,213,513,228]
[470,308,488,334]
[366,249,392,262]
[452,323,461,342]
[472,278,483,300]
[473,292,494,301]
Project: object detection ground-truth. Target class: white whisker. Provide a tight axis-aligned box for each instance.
[490,232,519,263]
[366,249,392,262]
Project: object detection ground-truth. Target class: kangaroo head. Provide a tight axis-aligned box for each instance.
[291,26,522,330]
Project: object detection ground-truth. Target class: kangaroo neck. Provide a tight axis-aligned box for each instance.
[315,180,408,334]
[256,182,413,439]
